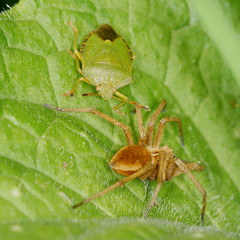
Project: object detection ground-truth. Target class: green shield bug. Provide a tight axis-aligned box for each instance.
[64,22,150,115]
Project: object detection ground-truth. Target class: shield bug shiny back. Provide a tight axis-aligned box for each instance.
[64,22,150,115]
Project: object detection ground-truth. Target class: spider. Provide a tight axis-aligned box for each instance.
[44,100,206,223]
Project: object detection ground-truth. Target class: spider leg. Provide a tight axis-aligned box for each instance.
[172,162,205,178]
[145,100,167,147]
[144,153,169,217]
[72,162,154,209]
[43,105,134,145]
[174,158,206,224]
[144,182,162,218]
[153,117,183,148]
[135,106,146,146]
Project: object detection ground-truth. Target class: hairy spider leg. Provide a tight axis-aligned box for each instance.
[145,100,183,148]
[153,117,183,148]
[174,158,207,224]
[43,105,134,145]
[173,162,205,177]
[144,182,162,218]
[145,100,167,147]
[135,106,146,146]
[72,162,154,209]
[144,150,170,217]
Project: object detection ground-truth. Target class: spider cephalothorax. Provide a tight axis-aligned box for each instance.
[44,100,206,223]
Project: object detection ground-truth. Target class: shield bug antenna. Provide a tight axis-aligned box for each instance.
[44,100,206,224]
[64,22,150,115]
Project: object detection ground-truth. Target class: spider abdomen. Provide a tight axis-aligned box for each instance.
[109,145,152,176]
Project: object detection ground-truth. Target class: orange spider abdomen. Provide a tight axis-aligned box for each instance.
[109,145,152,176]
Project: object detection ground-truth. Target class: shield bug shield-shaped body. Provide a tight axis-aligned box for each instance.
[65,22,150,115]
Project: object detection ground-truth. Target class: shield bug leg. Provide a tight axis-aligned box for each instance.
[64,22,87,97]
[67,49,82,75]
[63,76,89,97]
[113,101,127,116]
[82,93,100,97]
[68,21,82,59]
[64,75,95,97]
[113,91,150,114]
[64,22,83,97]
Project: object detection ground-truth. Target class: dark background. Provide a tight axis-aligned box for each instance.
[0,0,19,12]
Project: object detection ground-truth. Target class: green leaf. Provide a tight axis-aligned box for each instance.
[0,0,240,239]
